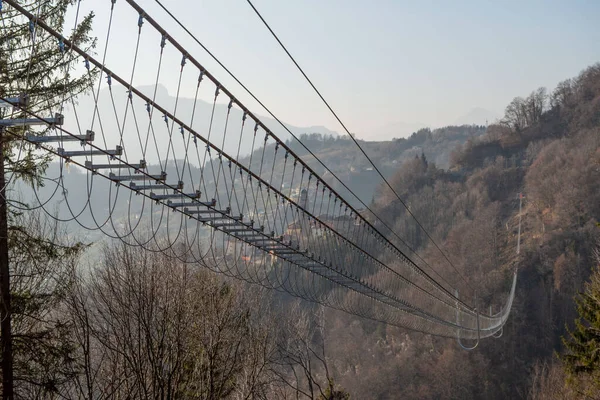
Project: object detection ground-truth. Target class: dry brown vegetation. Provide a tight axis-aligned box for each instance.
[314,63,600,399]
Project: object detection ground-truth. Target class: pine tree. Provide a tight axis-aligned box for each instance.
[0,1,96,396]
[1,0,97,182]
[561,258,600,391]
[319,378,350,400]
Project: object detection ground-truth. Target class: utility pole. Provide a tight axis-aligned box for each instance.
[516,192,524,255]
[0,95,62,399]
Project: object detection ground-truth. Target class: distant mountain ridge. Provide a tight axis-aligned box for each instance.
[133,85,341,140]
[62,84,339,165]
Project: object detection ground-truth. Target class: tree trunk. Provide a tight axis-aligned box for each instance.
[0,128,13,399]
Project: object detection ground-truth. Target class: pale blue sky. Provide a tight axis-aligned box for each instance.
[74,0,599,139]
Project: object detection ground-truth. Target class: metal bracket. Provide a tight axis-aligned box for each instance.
[1,113,63,127]
[27,129,94,143]
[85,159,146,172]
[109,171,166,182]
[0,94,28,109]
[58,145,122,158]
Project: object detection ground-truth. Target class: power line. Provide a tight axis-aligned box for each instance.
[150,0,468,299]
[244,0,473,294]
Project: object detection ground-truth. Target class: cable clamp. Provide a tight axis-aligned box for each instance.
[160,34,167,49]
[181,53,187,67]
[138,13,144,29]
[106,74,112,87]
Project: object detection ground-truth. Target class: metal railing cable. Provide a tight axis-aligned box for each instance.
[0,0,518,339]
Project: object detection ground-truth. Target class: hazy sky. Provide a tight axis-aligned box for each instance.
[73,0,599,140]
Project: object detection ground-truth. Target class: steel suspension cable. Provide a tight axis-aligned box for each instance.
[243,0,474,295]
[137,0,473,309]
[148,0,467,300]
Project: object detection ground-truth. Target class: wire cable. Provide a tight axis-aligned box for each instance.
[1,0,519,340]
[150,0,468,298]
[243,0,474,294]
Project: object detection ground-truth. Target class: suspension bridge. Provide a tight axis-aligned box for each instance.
[0,0,516,344]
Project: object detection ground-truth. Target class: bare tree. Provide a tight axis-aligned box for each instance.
[63,241,292,399]
[502,88,548,134]
[274,303,349,400]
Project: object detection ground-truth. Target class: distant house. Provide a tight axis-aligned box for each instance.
[310,223,328,237]
[286,221,304,237]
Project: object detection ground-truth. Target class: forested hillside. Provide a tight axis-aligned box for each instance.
[6,23,598,394]
[236,125,485,208]
[314,64,600,399]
